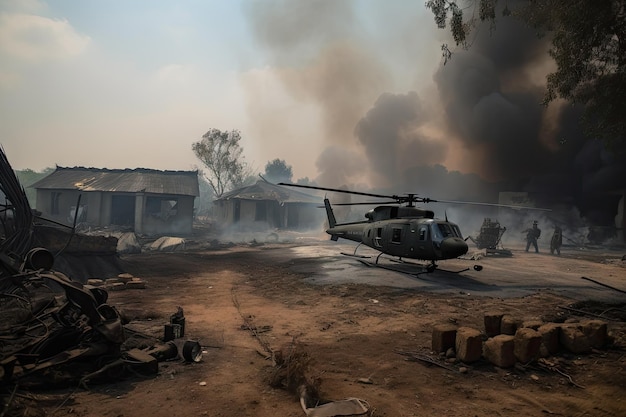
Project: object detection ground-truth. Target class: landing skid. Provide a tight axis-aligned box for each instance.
[340,243,372,259]
[357,259,433,276]
[340,252,371,259]
[357,256,481,276]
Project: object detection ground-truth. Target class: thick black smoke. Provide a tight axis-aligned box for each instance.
[244,1,625,239]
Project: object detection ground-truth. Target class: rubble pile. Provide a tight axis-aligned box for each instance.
[0,149,200,416]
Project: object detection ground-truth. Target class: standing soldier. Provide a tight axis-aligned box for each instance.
[523,221,541,253]
[550,226,563,255]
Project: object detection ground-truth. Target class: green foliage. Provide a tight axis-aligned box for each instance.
[263,159,293,184]
[14,167,54,207]
[425,0,626,150]
[295,177,316,186]
[192,129,250,198]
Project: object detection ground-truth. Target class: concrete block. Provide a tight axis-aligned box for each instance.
[560,324,591,354]
[455,327,483,363]
[581,320,607,348]
[514,328,542,363]
[126,280,146,289]
[522,320,543,330]
[538,323,561,356]
[483,335,516,368]
[484,312,504,337]
[432,324,457,353]
[501,315,522,335]
[107,282,126,291]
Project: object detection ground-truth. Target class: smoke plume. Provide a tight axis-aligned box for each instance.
[244,0,625,240]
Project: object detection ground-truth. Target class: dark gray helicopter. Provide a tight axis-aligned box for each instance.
[279,183,482,273]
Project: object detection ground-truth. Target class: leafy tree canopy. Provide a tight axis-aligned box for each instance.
[192,129,250,197]
[263,158,293,184]
[426,0,626,150]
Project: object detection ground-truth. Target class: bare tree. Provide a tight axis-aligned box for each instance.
[192,129,249,198]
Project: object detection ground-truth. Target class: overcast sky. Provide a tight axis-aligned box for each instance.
[0,0,449,181]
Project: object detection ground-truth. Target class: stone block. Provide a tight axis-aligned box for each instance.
[501,315,522,335]
[432,324,457,353]
[538,323,561,356]
[581,320,607,348]
[484,312,504,337]
[455,327,483,363]
[107,282,126,291]
[126,280,146,289]
[514,328,542,363]
[483,335,516,368]
[522,320,543,330]
[560,324,591,353]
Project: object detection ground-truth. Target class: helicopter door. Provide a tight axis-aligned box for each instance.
[391,227,402,244]
[418,226,428,241]
[374,227,383,247]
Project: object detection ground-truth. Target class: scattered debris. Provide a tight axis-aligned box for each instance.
[465,218,513,256]
[581,276,626,295]
[394,349,460,373]
[0,149,201,416]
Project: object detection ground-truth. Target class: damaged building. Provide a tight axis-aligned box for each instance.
[30,167,200,236]
[213,180,324,231]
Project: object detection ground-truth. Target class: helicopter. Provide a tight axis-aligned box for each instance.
[279,183,482,273]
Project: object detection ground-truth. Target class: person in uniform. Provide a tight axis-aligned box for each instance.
[523,221,541,253]
[550,226,563,255]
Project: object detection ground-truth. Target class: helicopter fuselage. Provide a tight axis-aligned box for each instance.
[325,201,469,262]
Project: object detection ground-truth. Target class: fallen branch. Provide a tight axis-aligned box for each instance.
[557,305,616,321]
[394,349,459,373]
[581,276,626,295]
[536,359,585,389]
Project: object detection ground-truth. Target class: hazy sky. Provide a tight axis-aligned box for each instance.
[0,0,448,181]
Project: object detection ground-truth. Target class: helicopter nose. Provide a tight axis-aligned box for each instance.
[440,237,469,258]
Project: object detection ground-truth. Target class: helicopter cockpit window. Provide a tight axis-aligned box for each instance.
[435,222,459,238]
[436,223,455,238]
[391,228,402,243]
[419,227,427,240]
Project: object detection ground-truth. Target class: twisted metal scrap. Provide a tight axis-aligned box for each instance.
[0,147,34,270]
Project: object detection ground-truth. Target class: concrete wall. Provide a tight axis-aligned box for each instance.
[35,189,195,235]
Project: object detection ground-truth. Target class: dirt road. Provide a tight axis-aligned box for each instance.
[30,238,626,417]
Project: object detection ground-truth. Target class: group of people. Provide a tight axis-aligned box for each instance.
[523,221,562,255]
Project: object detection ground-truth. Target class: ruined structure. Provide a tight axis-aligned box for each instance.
[213,180,323,231]
[30,167,199,236]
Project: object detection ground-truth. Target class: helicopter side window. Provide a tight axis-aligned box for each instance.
[391,228,402,243]
[419,226,427,240]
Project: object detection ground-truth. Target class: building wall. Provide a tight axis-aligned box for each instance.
[36,189,195,235]
[139,194,195,235]
[35,188,85,226]
[214,199,322,231]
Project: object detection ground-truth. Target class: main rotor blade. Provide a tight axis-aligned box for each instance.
[435,199,552,211]
[278,182,397,200]
[327,201,400,206]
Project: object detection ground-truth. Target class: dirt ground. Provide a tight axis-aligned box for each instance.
[26,238,626,417]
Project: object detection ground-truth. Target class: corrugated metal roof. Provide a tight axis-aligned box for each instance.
[30,166,200,196]
[217,180,321,204]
